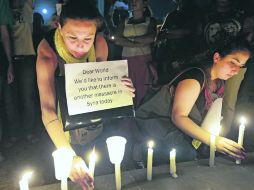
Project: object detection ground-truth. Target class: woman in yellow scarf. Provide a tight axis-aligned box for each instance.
[36,1,135,189]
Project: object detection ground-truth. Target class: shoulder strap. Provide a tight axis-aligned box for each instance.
[167,67,206,91]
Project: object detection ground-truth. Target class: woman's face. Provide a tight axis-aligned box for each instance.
[129,0,146,12]
[213,50,250,80]
[59,18,97,58]
[216,0,231,8]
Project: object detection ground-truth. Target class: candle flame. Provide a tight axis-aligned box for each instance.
[89,147,96,162]
[21,171,33,181]
[240,117,246,125]
[170,148,176,155]
[148,141,154,148]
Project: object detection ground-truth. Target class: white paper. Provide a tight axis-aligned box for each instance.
[64,60,133,116]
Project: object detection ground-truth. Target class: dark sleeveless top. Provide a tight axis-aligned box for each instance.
[44,29,57,51]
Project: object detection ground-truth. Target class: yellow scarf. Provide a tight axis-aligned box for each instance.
[54,28,96,63]
[54,28,96,141]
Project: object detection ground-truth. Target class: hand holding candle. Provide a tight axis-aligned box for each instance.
[170,149,178,178]
[147,141,154,181]
[74,159,93,189]
[19,171,33,190]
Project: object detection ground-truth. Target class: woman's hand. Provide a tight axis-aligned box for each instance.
[216,136,246,160]
[69,156,94,190]
[121,77,135,98]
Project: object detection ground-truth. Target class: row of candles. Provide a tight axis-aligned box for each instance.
[19,117,247,190]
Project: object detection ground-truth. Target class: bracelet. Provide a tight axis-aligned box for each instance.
[45,118,59,127]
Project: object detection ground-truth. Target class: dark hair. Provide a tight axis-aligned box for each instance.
[59,0,102,27]
[190,37,251,68]
[213,37,250,58]
[33,12,44,26]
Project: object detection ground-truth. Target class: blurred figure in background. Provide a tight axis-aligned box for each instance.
[10,0,39,143]
[0,0,14,162]
[47,13,59,31]
[33,12,46,50]
[105,0,129,61]
[110,0,157,107]
[154,0,200,84]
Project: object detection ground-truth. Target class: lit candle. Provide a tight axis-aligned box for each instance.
[52,148,75,190]
[209,134,216,167]
[19,172,33,190]
[209,125,221,167]
[236,117,246,164]
[89,146,96,178]
[61,178,68,190]
[106,136,127,190]
[147,141,154,181]
[170,149,178,178]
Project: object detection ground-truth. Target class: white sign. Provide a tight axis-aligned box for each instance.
[64,60,133,116]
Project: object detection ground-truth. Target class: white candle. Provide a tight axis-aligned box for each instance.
[147,141,154,181]
[106,136,127,190]
[19,172,32,190]
[236,117,246,164]
[170,149,177,178]
[89,147,96,178]
[61,178,68,190]
[209,134,216,167]
[52,148,75,190]
[115,163,121,190]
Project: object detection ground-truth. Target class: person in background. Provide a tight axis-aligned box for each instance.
[10,0,39,143]
[110,0,157,108]
[47,13,60,31]
[0,0,14,162]
[104,0,129,61]
[154,0,201,84]
[36,1,134,188]
[33,12,46,51]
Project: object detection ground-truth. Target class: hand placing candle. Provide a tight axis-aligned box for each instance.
[89,146,96,178]
[170,149,178,178]
[147,141,154,181]
[236,117,246,164]
[19,171,33,190]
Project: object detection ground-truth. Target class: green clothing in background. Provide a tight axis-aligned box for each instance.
[0,0,13,26]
